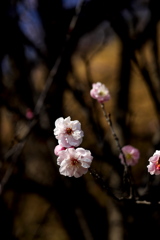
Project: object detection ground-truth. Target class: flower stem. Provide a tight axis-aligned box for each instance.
[89,168,123,201]
[100,103,132,196]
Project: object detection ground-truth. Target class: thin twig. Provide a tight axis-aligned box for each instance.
[33,57,61,116]
[0,119,37,195]
[100,103,133,197]
[135,200,160,205]
[0,141,26,194]
[89,168,123,202]
[100,104,128,169]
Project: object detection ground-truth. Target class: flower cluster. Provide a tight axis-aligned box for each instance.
[53,82,157,180]
[53,117,93,178]
[119,145,140,166]
[147,150,160,175]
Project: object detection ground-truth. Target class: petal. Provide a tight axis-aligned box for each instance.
[81,161,91,168]
[153,150,160,156]
[76,148,86,154]
[76,148,92,158]
[90,89,97,99]
[74,167,88,178]
[59,164,69,176]
[72,130,84,140]
[67,135,82,147]
[71,120,81,130]
[57,149,71,163]
[55,117,63,127]
[64,116,71,125]
[67,147,76,157]
[59,137,71,148]
[147,163,156,174]
[149,155,159,163]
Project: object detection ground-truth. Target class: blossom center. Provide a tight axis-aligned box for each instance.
[125,153,132,160]
[66,128,73,135]
[71,158,79,166]
[156,158,160,170]
[98,90,105,96]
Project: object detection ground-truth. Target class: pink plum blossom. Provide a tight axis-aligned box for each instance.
[147,150,160,175]
[119,145,140,166]
[90,82,111,103]
[53,117,84,148]
[57,147,93,178]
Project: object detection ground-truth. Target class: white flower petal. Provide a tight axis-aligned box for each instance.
[53,117,84,148]
[56,148,93,178]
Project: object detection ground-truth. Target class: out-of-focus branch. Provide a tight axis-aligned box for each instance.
[135,200,160,205]
[131,52,160,121]
[0,0,86,195]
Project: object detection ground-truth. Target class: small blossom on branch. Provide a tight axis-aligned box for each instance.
[119,145,140,166]
[53,117,84,148]
[147,150,160,175]
[90,82,111,103]
[57,147,93,178]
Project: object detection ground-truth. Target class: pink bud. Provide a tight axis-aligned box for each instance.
[54,145,66,156]
[26,108,34,120]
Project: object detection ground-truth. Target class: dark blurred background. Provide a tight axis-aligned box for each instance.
[0,0,160,239]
